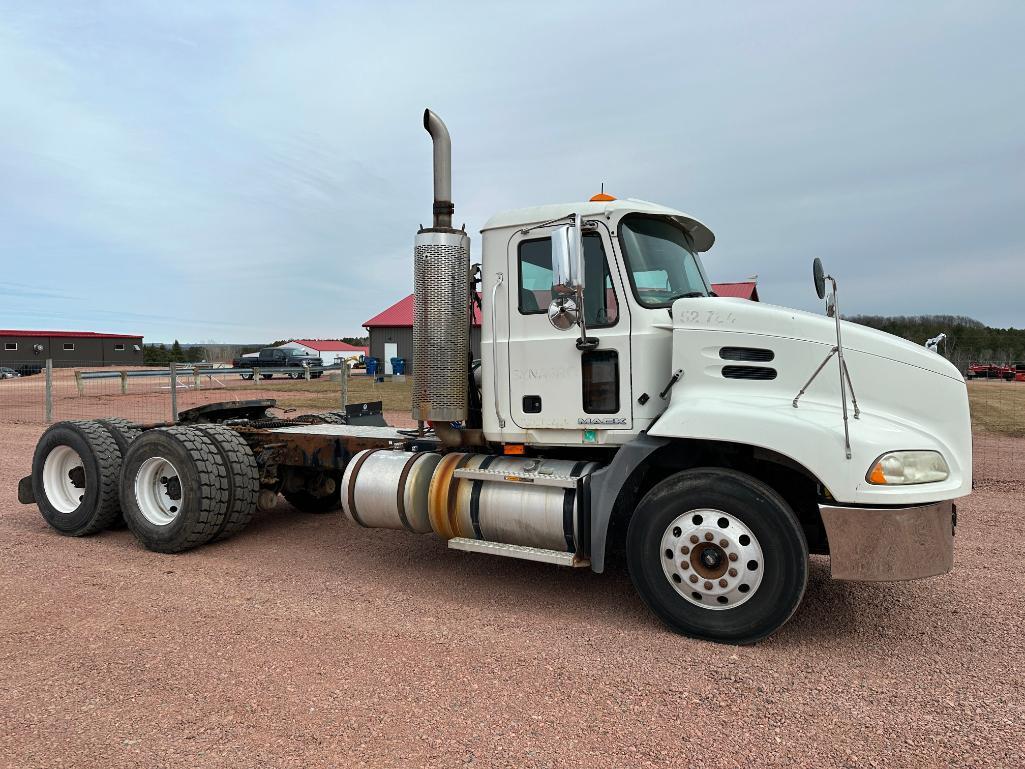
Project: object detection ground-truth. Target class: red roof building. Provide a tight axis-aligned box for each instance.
[281,339,369,361]
[712,282,760,301]
[0,329,144,368]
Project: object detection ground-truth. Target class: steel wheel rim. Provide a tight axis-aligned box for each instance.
[660,508,765,610]
[42,445,86,514]
[134,456,184,526]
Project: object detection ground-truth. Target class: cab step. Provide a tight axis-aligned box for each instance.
[452,467,581,489]
[447,537,590,567]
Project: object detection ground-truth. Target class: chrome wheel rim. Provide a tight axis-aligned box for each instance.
[42,445,86,514]
[660,508,764,610]
[134,456,184,526]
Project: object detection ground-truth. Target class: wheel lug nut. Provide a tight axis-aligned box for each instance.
[728,553,738,562]
[719,579,728,588]
[689,574,698,584]
[704,532,714,541]
[703,581,713,590]
[690,535,699,544]
[719,539,729,548]
[681,562,689,570]
[729,568,738,577]
[680,546,690,555]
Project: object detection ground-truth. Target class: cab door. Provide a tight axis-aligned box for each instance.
[505,224,632,433]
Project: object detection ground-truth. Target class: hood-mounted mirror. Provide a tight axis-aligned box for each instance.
[813,257,826,300]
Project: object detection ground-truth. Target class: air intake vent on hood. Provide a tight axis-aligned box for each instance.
[722,365,777,381]
[720,346,774,362]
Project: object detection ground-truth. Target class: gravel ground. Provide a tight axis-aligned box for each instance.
[1,421,1022,769]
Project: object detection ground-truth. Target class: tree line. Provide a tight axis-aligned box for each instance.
[143,341,207,365]
[847,315,1025,372]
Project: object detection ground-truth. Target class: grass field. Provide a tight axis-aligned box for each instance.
[967,380,1025,437]
[268,372,413,413]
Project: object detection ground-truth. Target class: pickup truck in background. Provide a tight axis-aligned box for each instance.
[233,347,324,379]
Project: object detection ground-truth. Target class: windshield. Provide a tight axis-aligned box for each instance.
[618,215,711,307]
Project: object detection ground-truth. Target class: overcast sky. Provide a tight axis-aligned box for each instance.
[1,1,1022,342]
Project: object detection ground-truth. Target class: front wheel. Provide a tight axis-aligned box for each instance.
[626,467,808,644]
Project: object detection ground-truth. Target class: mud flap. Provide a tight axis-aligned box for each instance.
[17,475,35,505]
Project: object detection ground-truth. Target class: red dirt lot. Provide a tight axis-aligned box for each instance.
[1,423,1022,769]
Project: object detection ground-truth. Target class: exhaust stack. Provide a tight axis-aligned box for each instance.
[411,109,470,423]
[423,109,453,228]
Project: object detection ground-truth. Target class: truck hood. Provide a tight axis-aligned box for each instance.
[685,297,964,382]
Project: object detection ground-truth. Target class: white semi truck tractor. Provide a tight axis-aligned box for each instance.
[20,110,971,643]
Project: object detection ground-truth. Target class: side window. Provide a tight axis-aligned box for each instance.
[516,233,618,327]
[582,350,619,413]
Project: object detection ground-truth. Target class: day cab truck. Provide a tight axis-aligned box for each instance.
[18,110,971,644]
[234,346,324,380]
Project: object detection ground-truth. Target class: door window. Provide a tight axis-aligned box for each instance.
[581,350,619,413]
[517,233,618,327]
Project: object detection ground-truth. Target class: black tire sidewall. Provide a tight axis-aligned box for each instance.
[32,424,108,534]
[121,432,213,551]
[627,468,808,644]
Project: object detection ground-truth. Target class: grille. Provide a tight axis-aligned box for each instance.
[412,230,471,422]
[722,365,777,381]
[720,346,775,362]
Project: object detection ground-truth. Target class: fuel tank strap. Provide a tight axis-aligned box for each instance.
[345,448,382,528]
[469,455,499,540]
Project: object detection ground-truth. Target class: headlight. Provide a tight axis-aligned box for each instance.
[867,451,949,485]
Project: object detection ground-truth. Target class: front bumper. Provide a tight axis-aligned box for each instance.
[819,501,956,582]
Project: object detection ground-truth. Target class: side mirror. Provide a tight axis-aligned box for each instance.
[547,296,581,331]
[812,258,826,300]
[550,223,584,297]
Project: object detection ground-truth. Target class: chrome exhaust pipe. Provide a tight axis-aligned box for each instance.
[423,108,453,229]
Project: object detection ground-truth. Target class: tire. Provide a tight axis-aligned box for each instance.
[190,424,259,541]
[97,418,144,529]
[283,488,341,513]
[120,426,230,553]
[240,372,254,381]
[31,420,123,536]
[626,467,808,644]
[309,412,346,425]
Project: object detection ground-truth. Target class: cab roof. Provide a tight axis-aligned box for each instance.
[480,198,715,252]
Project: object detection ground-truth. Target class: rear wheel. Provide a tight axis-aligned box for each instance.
[120,427,230,553]
[241,372,254,381]
[31,421,122,536]
[626,467,808,644]
[191,424,259,540]
[98,418,143,529]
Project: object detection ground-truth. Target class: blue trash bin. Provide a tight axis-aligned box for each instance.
[366,357,379,378]
[391,357,405,375]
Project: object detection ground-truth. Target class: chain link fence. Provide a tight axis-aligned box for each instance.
[968,379,1025,488]
[0,359,415,426]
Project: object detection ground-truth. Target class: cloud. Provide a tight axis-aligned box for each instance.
[0,1,1022,340]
